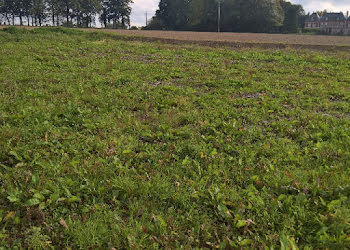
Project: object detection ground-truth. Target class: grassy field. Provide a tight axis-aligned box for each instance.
[0,27,350,249]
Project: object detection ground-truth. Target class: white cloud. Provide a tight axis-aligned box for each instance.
[290,0,350,13]
[130,0,159,27]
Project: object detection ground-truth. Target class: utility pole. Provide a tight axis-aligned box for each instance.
[217,0,222,32]
[145,11,148,26]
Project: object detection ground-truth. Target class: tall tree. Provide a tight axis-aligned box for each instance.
[100,0,133,29]
[100,0,108,27]
[58,0,75,26]
[75,0,101,27]
[0,0,5,24]
[14,0,26,25]
[23,0,33,26]
[149,0,285,33]
[32,0,46,26]
[3,0,16,25]
[151,0,191,30]
[188,0,217,31]
[119,0,132,28]
[233,0,284,32]
[46,0,61,26]
[280,0,304,33]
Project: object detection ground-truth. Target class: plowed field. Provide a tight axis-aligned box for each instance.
[95,29,350,47]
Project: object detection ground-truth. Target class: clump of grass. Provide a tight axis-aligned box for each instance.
[2,26,29,34]
[32,27,83,35]
[24,227,51,249]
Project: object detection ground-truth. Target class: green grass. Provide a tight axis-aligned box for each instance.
[1,27,350,249]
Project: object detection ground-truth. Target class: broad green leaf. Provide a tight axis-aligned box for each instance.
[25,198,41,206]
[236,220,247,228]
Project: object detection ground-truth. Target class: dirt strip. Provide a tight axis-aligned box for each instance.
[88,29,350,47]
[2,25,350,51]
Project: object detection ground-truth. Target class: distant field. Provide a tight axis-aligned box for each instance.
[2,25,350,48]
[98,29,350,46]
[0,27,350,249]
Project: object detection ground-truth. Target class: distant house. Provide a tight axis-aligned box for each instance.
[305,12,350,35]
[305,13,321,28]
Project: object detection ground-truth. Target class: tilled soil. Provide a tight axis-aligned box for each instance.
[93,29,350,47]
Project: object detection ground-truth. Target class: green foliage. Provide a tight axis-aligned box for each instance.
[100,0,133,29]
[2,26,29,34]
[0,28,350,248]
[280,0,304,33]
[148,0,304,33]
[0,0,133,28]
[31,26,83,34]
[24,227,51,249]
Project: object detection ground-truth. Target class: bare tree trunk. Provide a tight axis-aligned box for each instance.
[6,13,10,25]
[27,16,30,26]
[66,6,69,26]
[20,15,23,26]
[122,16,125,29]
[52,8,55,26]
[12,14,15,25]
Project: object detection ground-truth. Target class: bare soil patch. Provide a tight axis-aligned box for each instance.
[79,28,350,51]
[96,29,350,47]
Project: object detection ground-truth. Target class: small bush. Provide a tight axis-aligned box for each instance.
[3,26,29,34]
[32,27,83,35]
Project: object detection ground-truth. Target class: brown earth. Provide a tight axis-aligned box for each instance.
[86,29,350,51]
[2,25,350,51]
[91,29,350,47]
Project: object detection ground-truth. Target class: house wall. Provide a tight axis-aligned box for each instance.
[305,21,320,28]
[305,19,350,35]
[320,21,346,28]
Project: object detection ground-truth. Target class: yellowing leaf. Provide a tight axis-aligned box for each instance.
[60,218,68,229]
[3,211,16,221]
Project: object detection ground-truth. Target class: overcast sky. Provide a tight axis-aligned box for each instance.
[130,0,350,27]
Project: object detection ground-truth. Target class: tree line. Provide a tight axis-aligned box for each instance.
[147,0,305,33]
[0,0,133,28]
